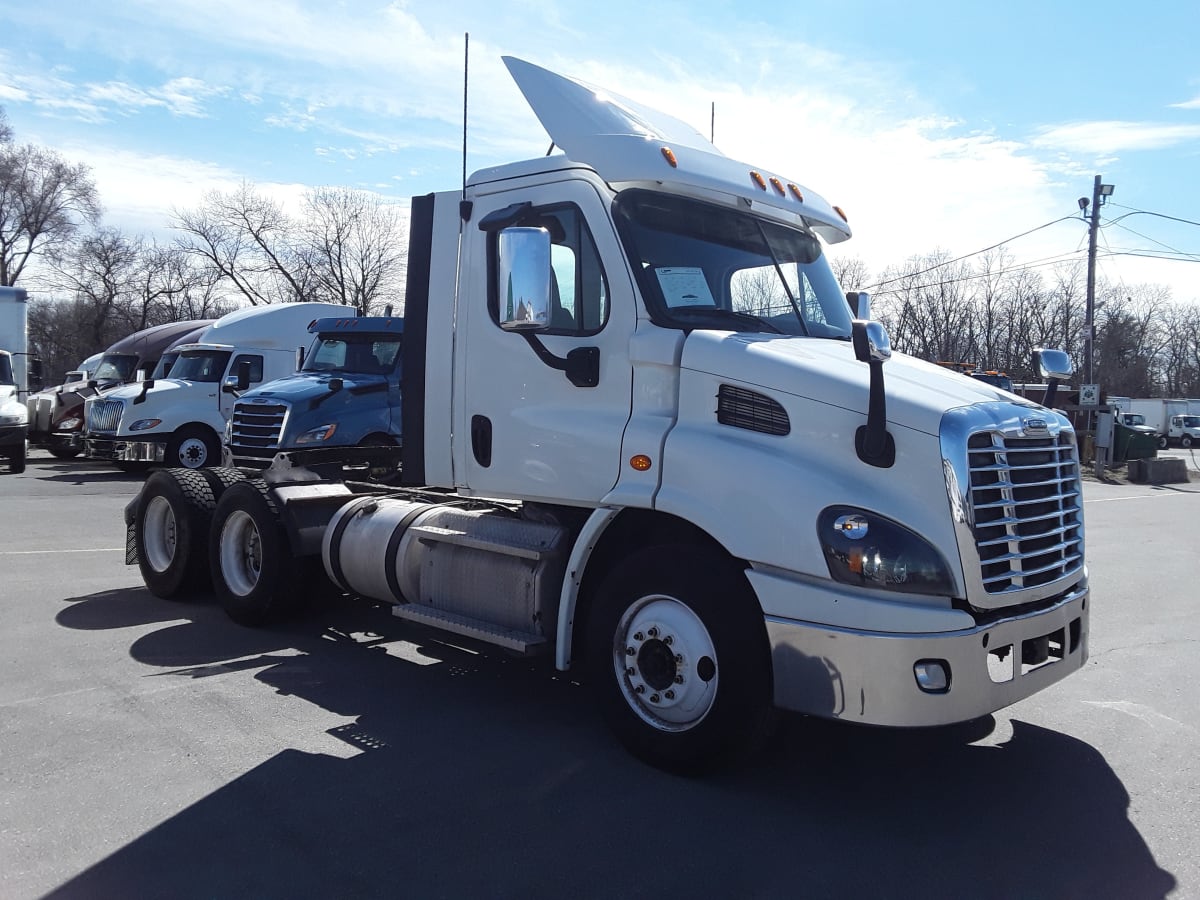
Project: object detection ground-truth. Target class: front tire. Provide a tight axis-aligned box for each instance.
[210,481,298,626]
[1182,435,1193,449]
[586,544,773,774]
[8,441,26,474]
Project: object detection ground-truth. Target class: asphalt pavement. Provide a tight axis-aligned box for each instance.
[1,448,1198,900]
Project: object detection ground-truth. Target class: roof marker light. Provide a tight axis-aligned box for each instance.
[788,183,804,202]
[750,171,767,190]
[833,206,849,223]
[769,177,785,196]
[661,147,678,168]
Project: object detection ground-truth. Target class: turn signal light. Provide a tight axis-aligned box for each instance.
[661,147,678,168]
[630,455,653,471]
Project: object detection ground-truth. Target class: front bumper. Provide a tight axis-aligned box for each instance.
[85,435,166,463]
[763,579,1089,727]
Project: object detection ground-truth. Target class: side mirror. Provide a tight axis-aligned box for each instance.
[28,358,45,393]
[222,359,252,394]
[1035,348,1073,381]
[851,319,892,364]
[846,291,871,320]
[497,226,552,332]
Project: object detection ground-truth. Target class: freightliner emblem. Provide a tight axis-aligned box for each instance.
[1022,417,1049,437]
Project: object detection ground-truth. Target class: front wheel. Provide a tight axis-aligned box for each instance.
[1182,435,1193,449]
[166,425,220,469]
[210,481,298,626]
[8,441,26,474]
[586,545,773,774]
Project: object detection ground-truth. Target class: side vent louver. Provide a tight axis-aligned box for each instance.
[717,385,790,436]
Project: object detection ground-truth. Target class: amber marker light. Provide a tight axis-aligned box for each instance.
[749,171,767,190]
[788,183,804,201]
[630,455,653,472]
[661,147,678,168]
[833,206,849,223]
[769,177,785,195]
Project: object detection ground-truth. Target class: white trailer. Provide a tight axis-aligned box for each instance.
[123,57,1090,773]
[84,302,346,469]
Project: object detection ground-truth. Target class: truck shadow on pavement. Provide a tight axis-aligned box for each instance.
[50,587,1176,900]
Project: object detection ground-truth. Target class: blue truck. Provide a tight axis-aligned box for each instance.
[224,316,403,470]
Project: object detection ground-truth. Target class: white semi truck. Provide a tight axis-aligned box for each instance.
[84,303,345,469]
[123,57,1090,772]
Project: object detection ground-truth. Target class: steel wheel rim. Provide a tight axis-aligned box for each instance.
[219,510,262,597]
[142,495,177,573]
[613,595,719,732]
[177,437,208,468]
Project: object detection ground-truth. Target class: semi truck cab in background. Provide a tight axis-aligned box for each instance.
[125,56,1090,772]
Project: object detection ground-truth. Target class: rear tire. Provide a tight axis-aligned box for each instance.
[586,544,773,774]
[166,425,220,469]
[135,469,218,598]
[49,447,80,460]
[210,480,298,626]
[1158,435,1169,450]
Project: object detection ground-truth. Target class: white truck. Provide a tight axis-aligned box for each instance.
[0,349,29,473]
[123,57,1090,773]
[1126,398,1200,448]
[84,303,345,469]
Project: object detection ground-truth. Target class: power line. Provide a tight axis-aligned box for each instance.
[864,214,1081,290]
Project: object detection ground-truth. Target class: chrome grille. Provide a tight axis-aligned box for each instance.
[967,431,1083,594]
[86,399,124,433]
[230,401,288,452]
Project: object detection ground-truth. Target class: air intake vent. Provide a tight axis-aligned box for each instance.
[716,385,789,436]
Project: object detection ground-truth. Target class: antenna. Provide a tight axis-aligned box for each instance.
[461,32,469,201]
[710,101,715,144]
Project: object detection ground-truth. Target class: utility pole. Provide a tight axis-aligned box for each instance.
[1083,174,1114,389]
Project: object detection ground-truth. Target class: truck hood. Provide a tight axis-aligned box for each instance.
[681,331,1039,436]
[240,372,390,403]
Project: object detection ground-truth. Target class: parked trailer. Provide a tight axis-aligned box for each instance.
[123,57,1090,773]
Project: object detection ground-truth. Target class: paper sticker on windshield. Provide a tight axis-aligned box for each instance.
[655,267,715,308]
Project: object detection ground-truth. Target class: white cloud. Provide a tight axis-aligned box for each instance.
[1032,121,1200,155]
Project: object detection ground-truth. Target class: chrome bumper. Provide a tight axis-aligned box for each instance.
[84,436,166,463]
[765,582,1089,727]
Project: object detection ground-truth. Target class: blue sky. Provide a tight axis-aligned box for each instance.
[2,0,1199,303]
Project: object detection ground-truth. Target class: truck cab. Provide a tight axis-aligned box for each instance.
[225,315,404,469]
[84,303,344,469]
[0,350,29,473]
[1168,414,1200,448]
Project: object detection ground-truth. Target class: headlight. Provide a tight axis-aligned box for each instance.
[295,424,337,444]
[129,418,162,432]
[0,414,25,425]
[58,417,83,431]
[818,506,955,596]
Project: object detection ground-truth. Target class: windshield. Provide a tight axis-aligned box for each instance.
[93,353,139,383]
[169,349,232,382]
[1179,416,1200,428]
[614,190,853,338]
[303,334,402,376]
[151,351,180,380]
[0,356,12,386]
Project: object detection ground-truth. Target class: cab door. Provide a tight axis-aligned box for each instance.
[457,178,635,504]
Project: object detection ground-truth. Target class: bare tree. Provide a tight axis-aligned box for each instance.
[299,187,407,314]
[173,183,312,305]
[47,227,143,348]
[0,142,102,285]
[0,107,12,145]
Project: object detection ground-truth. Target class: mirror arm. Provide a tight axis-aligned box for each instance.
[520,334,599,388]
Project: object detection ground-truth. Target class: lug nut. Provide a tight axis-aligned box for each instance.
[664,635,673,645]
[665,690,675,699]
[634,684,645,694]
[650,694,660,703]
[633,632,644,641]
[648,627,659,638]
[674,675,684,684]
[626,666,636,676]
[675,654,683,664]
[626,647,636,656]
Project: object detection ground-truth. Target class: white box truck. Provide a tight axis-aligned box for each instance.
[1127,398,1199,448]
[123,57,1090,772]
[85,303,345,468]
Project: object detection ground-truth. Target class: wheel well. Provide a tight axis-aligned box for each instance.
[359,433,396,446]
[569,509,753,669]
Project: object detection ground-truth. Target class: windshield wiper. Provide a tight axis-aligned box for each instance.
[670,307,785,334]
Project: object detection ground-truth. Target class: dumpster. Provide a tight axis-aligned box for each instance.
[1112,421,1158,463]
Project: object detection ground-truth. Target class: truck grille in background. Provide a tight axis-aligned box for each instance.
[716,385,790,436]
[86,399,124,433]
[968,432,1083,594]
[229,401,288,454]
